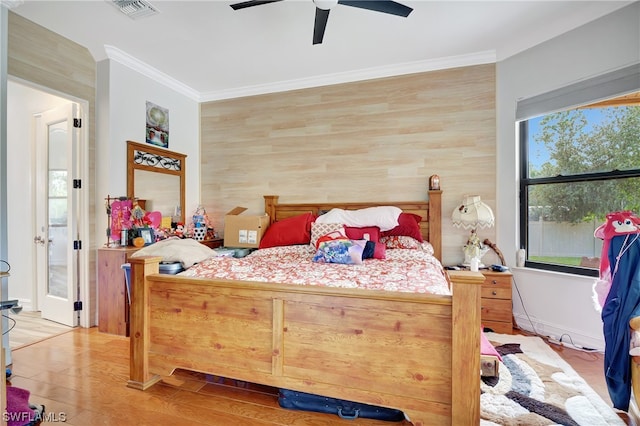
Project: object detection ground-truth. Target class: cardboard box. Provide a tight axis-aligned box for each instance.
[223,207,269,248]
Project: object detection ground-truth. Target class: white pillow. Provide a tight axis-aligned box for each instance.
[130,237,215,268]
[315,206,402,232]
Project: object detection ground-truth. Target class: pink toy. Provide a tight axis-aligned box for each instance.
[146,211,162,229]
[110,199,132,241]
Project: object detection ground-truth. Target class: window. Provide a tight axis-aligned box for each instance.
[519,91,640,276]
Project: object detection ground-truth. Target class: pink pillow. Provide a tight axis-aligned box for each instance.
[259,213,316,249]
[344,226,380,243]
[381,213,423,242]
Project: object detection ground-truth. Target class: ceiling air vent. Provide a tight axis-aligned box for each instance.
[110,0,159,20]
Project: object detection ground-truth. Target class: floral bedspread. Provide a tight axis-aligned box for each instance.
[180,244,451,295]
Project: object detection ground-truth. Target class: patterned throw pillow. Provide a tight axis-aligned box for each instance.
[310,223,345,249]
[313,239,366,265]
[380,235,422,250]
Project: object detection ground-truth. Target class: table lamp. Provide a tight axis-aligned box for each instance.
[451,195,495,267]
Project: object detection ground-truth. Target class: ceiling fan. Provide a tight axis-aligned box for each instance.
[230,0,413,45]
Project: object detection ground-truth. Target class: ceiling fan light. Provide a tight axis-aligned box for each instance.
[313,0,338,10]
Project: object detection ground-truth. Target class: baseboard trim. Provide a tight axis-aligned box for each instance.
[512,313,604,351]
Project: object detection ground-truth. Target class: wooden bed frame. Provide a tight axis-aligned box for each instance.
[127,189,484,425]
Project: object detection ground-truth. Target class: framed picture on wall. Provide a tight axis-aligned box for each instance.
[146,101,169,148]
[139,228,154,246]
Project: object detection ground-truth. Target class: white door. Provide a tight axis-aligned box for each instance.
[34,103,80,326]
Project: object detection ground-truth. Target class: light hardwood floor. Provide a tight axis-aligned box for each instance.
[7,311,72,349]
[4,326,632,426]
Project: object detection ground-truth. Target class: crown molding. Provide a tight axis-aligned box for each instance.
[104,45,200,101]
[200,50,496,102]
[105,45,496,103]
[0,0,23,9]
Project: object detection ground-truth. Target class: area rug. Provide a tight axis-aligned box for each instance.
[481,333,625,426]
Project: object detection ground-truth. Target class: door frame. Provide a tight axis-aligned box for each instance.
[13,76,91,328]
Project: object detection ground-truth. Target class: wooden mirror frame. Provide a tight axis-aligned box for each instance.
[126,140,187,224]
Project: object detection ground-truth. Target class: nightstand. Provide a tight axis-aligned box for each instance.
[200,238,224,249]
[480,270,513,334]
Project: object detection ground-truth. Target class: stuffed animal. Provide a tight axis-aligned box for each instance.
[175,223,185,238]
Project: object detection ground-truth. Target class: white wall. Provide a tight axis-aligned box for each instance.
[496,2,640,350]
[95,59,200,252]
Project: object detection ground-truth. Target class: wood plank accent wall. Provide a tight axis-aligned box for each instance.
[200,64,496,265]
[8,12,98,324]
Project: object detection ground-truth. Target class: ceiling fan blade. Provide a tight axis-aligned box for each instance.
[230,0,283,11]
[337,0,412,17]
[313,7,330,45]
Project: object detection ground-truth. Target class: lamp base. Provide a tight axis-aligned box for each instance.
[462,247,489,268]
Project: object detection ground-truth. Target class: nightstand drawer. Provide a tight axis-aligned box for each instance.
[482,273,511,298]
[481,286,512,300]
[480,270,513,334]
[481,298,512,322]
[482,274,511,288]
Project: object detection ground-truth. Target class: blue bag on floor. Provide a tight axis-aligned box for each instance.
[278,389,405,421]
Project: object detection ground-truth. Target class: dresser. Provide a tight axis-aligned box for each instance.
[199,237,224,249]
[97,247,139,336]
[98,238,220,336]
[480,270,513,334]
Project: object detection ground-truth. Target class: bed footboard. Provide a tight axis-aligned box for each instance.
[128,257,483,426]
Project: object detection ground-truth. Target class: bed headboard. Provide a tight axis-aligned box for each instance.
[263,189,443,261]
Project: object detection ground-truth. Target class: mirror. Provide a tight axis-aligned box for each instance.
[126,140,186,224]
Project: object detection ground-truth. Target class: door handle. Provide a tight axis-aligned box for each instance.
[33,236,52,245]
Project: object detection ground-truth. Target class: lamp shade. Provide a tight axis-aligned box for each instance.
[451,195,495,230]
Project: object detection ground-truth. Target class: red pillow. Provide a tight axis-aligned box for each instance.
[372,242,386,259]
[344,226,380,243]
[259,213,316,249]
[361,240,386,259]
[380,213,423,242]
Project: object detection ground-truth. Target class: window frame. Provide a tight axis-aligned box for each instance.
[516,64,640,276]
[518,120,640,277]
